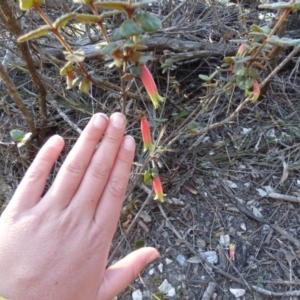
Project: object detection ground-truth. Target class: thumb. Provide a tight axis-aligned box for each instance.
[98,247,159,300]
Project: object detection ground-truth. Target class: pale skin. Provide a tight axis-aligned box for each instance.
[0,112,159,300]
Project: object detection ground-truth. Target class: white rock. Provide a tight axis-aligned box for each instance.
[132,289,143,300]
[256,188,267,197]
[165,258,173,265]
[219,234,230,247]
[252,206,263,218]
[158,263,163,273]
[148,268,155,275]
[263,185,274,193]
[223,180,238,188]
[240,223,246,231]
[140,211,152,223]
[241,128,251,134]
[158,279,176,297]
[202,251,218,264]
[229,288,246,298]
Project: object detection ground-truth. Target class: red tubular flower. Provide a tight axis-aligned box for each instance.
[140,65,165,109]
[140,113,154,152]
[250,80,260,102]
[152,175,166,202]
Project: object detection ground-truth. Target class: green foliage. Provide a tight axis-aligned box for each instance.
[120,19,143,37]
[17,0,166,201]
[198,1,300,102]
[10,130,32,152]
[19,0,44,10]
[53,13,76,29]
[17,25,52,42]
[10,129,25,142]
[136,12,162,33]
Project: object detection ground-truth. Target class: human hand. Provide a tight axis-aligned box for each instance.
[0,113,159,300]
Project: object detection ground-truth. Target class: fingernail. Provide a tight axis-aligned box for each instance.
[48,135,64,148]
[147,250,160,264]
[123,136,135,150]
[94,113,108,129]
[110,112,126,128]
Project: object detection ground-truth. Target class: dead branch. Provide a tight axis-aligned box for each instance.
[268,192,300,204]
[252,285,300,297]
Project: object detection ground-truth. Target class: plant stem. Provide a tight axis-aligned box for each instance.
[34,5,90,79]
[0,62,35,156]
[0,0,47,144]
[90,3,110,43]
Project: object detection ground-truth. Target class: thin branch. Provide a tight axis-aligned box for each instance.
[260,44,300,90]
[0,62,35,154]
[0,0,47,143]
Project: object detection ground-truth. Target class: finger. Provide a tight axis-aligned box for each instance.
[68,113,127,216]
[8,135,64,211]
[98,247,159,300]
[93,136,135,236]
[42,113,108,210]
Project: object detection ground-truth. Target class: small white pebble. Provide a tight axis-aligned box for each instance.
[158,263,163,273]
[132,289,143,300]
[165,258,173,265]
[148,268,155,275]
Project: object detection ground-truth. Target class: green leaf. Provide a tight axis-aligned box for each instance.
[175,110,188,120]
[223,57,235,64]
[236,68,259,79]
[267,36,300,47]
[101,41,121,55]
[144,170,152,185]
[17,142,27,152]
[79,78,90,93]
[134,240,145,249]
[199,74,209,81]
[64,49,85,62]
[120,19,142,37]
[236,76,253,90]
[75,14,102,23]
[250,24,270,34]
[17,25,52,43]
[20,0,44,10]
[112,28,125,41]
[233,56,251,63]
[93,1,129,10]
[130,66,141,76]
[60,61,73,75]
[247,68,260,79]
[136,12,161,33]
[10,129,25,142]
[53,13,76,28]
[20,0,34,10]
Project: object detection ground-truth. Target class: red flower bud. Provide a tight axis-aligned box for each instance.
[140,65,165,109]
[152,175,166,202]
[140,113,154,152]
